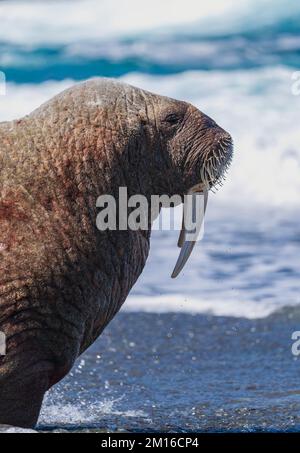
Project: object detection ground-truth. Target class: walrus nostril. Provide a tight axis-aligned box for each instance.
[215,132,233,155]
[219,132,233,146]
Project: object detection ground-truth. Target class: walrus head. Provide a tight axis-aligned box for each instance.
[146,94,233,277]
[26,79,233,279]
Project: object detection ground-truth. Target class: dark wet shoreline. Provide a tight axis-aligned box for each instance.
[39,307,300,433]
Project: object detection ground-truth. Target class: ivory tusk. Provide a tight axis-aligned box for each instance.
[172,189,208,278]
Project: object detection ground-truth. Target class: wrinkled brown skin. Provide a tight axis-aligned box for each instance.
[0,78,231,427]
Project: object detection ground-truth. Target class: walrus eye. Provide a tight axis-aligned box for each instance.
[164,113,181,125]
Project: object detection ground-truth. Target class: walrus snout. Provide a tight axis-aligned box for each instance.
[178,107,233,192]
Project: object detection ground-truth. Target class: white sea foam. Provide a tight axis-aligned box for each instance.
[0,425,37,433]
[0,0,299,46]
[39,398,149,427]
[123,295,282,319]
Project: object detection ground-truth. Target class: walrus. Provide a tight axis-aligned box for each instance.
[0,78,233,427]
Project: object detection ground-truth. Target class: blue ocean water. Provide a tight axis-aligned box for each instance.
[0,0,299,431]
[1,0,300,83]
